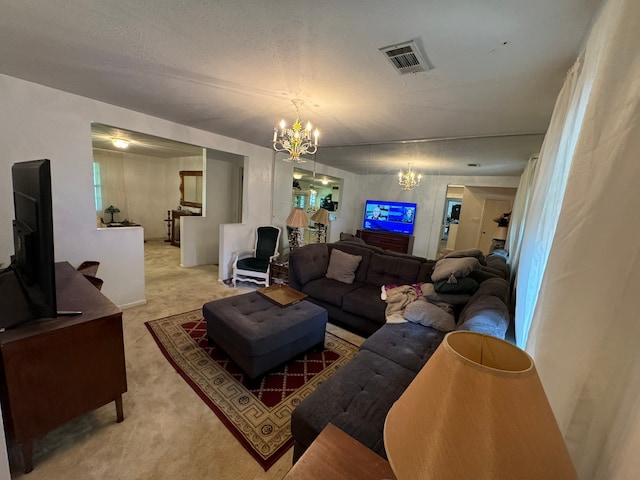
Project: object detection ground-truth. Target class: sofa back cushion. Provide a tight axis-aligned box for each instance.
[416,260,437,283]
[455,277,510,338]
[289,243,329,287]
[455,295,509,338]
[365,253,421,286]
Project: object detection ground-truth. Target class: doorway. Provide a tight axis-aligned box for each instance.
[477,199,513,254]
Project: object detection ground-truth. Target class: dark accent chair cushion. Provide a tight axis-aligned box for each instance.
[236,257,269,272]
[255,226,280,260]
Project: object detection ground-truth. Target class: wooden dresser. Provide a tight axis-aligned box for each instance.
[0,262,127,473]
[356,229,415,254]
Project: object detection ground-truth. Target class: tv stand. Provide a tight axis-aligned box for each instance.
[356,229,415,254]
[0,262,127,473]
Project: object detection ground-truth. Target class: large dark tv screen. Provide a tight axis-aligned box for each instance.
[12,159,57,320]
[362,200,417,235]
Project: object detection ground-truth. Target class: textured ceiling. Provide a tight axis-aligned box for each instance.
[0,0,601,175]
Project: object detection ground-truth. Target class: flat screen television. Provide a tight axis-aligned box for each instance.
[362,200,417,235]
[11,159,57,320]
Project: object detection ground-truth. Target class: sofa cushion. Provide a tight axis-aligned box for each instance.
[288,243,329,287]
[433,276,480,295]
[466,277,510,304]
[301,277,362,308]
[444,248,487,265]
[403,298,456,332]
[456,277,510,338]
[365,253,421,286]
[360,322,446,373]
[342,283,387,322]
[416,260,437,283]
[326,248,362,284]
[484,256,510,279]
[455,295,509,338]
[468,267,503,283]
[290,349,416,458]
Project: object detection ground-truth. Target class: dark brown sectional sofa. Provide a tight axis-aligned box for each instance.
[288,240,512,462]
[288,240,437,336]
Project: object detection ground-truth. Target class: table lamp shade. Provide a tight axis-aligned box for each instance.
[383,331,577,480]
[310,207,330,225]
[286,208,309,228]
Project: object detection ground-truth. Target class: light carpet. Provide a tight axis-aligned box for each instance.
[145,309,358,470]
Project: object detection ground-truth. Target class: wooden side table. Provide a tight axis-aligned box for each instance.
[269,259,289,285]
[283,423,396,480]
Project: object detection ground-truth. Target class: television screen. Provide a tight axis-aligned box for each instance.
[11,159,57,320]
[362,200,417,235]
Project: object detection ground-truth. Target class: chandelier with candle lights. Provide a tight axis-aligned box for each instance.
[398,163,422,190]
[273,100,319,162]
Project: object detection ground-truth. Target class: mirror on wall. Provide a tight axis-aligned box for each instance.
[272,154,345,251]
[437,185,516,257]
[180,170,203,207]
[292,167,342,244]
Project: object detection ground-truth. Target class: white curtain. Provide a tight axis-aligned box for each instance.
[514,55,587,347]
[522,0,640,477]
[506,155,537,280]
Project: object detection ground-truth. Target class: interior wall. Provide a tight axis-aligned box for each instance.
[359,174,520,258]
[0,74,274,307]
[181,155,240,267]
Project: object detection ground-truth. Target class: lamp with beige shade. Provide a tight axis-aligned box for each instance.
[286,207,309,250]
[384,330,577,480]
[310,208,330,243]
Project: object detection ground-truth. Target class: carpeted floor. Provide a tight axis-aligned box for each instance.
[7,240,364,480]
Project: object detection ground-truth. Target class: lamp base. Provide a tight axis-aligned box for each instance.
[314,224,327,243]
[289,228,304,250]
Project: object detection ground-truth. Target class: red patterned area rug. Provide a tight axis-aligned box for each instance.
[145,309,358,470]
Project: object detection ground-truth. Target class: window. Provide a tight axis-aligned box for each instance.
[93,162,102,212]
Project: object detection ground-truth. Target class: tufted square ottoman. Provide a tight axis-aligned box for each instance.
[202,291,328,379]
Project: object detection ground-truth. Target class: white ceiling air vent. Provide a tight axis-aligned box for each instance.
[380,40,430,75]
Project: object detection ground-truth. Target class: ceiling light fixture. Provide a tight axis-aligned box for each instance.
[398,163,422,191]
[273,99,319,163]
[293,172,303,180]
[111,138,129,149]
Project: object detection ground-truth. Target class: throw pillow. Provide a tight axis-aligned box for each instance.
[326,248,362,284]
[444,248,487,265]
[403,298,456,332]
[431,257,480,282]
[434,277,480,295]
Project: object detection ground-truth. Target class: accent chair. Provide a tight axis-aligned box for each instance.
[232,225,281,287]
